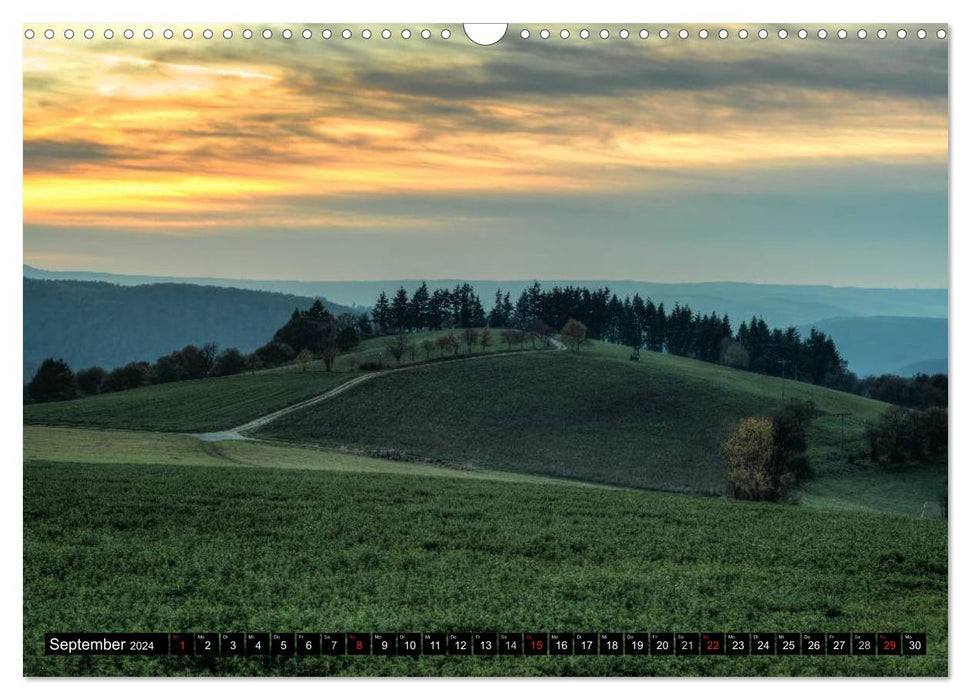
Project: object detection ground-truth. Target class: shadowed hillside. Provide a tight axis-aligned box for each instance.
[257,344,888,493]
[23,278,353,381]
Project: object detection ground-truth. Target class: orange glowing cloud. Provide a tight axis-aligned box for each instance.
[23,24,948,233]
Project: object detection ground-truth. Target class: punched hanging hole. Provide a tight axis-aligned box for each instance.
[464,24,507,46]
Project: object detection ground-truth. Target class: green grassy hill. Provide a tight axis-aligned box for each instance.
[22,370,351,432]
[22,329,532,432]
[258,342,892,494]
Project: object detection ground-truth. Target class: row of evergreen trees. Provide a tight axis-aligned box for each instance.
[370,281,853,391]
[371,283,488,334]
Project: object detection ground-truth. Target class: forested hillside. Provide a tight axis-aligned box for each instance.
[23,278,352,380]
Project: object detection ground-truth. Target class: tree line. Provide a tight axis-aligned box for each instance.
[26,281,947,412]
[25,299,362,403]
[368,281,939,400]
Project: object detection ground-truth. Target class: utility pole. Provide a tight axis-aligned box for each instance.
[776,359,790,400]
[834,412,851,456]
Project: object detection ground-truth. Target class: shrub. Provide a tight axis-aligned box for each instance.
[296,348,315,371]
[75,366,106,396]
[254,341,295,368]
[337,326,359,352]
[212,348,247,377]
[772,399,815,482]
[723,416,777,501]
[718,339,750,369]
[103,361,151,393]
[866,405,948,464]
[723,400,815,501]
[918,406,948,458]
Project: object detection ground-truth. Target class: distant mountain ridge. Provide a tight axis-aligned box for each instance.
[23,278,352,381]
[24,265,946,329]
[797,316,947,378]
[23,266,947,381]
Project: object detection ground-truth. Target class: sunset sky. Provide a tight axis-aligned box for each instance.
[23,24,948,286]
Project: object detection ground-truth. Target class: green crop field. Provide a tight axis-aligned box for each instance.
[24,459,946,677]
[258,347,891,494]
[22,338,947,678]
[22,370,352,432]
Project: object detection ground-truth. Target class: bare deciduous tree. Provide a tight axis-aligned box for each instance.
[462,328,479,354]
[560,319,587,352]
[480,327,492,353]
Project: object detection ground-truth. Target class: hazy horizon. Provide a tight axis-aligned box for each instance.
[23,262,949,293]
[24,24,947,287]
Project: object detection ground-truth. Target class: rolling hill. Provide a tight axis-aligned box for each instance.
[23,278,353,381]
[256,340,890,494]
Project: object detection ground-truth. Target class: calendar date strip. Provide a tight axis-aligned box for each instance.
[46,632,927,656]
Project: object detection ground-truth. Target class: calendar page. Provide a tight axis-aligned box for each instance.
[22,22,948,678]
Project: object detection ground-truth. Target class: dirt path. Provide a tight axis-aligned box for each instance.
[191,342,567,442]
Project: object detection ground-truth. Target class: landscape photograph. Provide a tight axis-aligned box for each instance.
[22,23,948,677]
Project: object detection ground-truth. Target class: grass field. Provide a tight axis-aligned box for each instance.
[24,459,947,677]
[799,463,948,519]
[23,425,618,489]
[22,330,541,433]
[22,336,947,677]
[258,347,892,494]
[22,370,352,432]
